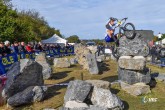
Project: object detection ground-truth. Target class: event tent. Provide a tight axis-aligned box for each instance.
[42,34,67,45]
[162,38,165,44]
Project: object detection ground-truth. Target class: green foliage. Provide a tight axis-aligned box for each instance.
[153,36,158,42]
[0,1,63,43]
[162,34,165,39]
[67,35,80,43]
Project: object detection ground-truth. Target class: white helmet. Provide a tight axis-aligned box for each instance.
[4,40,10,45]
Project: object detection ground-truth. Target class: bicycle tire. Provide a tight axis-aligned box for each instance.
[124,23,136,39]
[142,45,150,57]
[111,47,120,59]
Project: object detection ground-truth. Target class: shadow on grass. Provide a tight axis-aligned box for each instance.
[149,72,158,88]
[110,88,120,94]
[101,75,118,82]
[45,77,75,100]
[70,65,77,68]
[123,100,129,110]
[98,62,110,74]
[50,71,71,80]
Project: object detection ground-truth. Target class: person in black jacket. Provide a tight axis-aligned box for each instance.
[4,41,12,55]
[0,42,5,56]
[150,45,157,63]
[18,42,27,53]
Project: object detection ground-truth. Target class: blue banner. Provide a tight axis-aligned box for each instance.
[0,47,74,75]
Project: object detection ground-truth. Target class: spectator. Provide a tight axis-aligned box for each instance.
[34,42,43,51]
[0,42,5,56]
[26,43,34,52]
[150,45,157,63]
[4,40,12,55]
[11,41,19,53]
[18,42,27,53]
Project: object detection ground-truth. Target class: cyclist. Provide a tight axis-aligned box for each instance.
[105,17,120,46]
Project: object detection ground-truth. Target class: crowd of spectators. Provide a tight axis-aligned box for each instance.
[0,41,74,57]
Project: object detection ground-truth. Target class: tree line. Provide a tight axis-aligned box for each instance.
[0,0,63,43]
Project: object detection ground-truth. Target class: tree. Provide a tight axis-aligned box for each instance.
[153,36,158,42]
[67,35,80,43]
[162,34,165,39]
[0,1,63,42]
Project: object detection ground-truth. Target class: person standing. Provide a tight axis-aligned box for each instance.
[4,40,12,55]
[150,45,157,63]
[157,32,162,45]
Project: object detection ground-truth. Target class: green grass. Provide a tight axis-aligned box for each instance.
[0,57,165,110]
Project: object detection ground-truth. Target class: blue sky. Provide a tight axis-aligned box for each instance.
[12,0,165,39]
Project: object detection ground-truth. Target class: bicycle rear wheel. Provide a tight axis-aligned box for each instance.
[124,23,135,39]
[111,46,120,60]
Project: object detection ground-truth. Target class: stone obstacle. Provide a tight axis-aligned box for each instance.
[74,44,99,74]
[2,59,47,107]
[35,53,52,80]
[60,80,124,110]
[117,33,151,96]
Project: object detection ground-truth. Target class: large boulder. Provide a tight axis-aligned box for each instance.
[118,56,146,71]
[86,54,99,74]
[91,87,124,110]
[74,44,92,70]
[7,86,47,107]
[64,80,92,103]
[54,58,71,68]
[120,82,151,96]
[87,46,98,54]
[35,53,52,79]
[85,80,110,90]
[118,67,151,85]
[2,59,43,99]
[65,101,89,109]
[118,34,150,57]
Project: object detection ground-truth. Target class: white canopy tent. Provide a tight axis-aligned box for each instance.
[155,38,165,45]
[41,34,67,45]
[162,38,165,44]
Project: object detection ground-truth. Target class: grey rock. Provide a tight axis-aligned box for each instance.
[64,80,92,103]
[85,80,110,90]
[70,58,78,65]
[89,105,108,110]
[91,87,124,110]
[7,86,47,107]
[118,67,151,85]
[120,82,151,96]
[60,105,109,110]
[2,59,43,99]
[155,73,165,82]
[87,46,98,54]
[117,34,150,57]
[118,56,146,71]
[35,53,52,80]
[96,55,105,63]
[74,44,92,70]
[32,86,48,102]
[54,58,71,68]
[65,101,89,109]
[86,54,99,74]
[59,107,87,110]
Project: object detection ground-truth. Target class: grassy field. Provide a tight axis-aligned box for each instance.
[0,57,165,110]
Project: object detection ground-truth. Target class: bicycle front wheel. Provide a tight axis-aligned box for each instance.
[124,23,135,39]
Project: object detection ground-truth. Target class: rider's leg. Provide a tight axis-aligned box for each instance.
[107,30,117,42]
